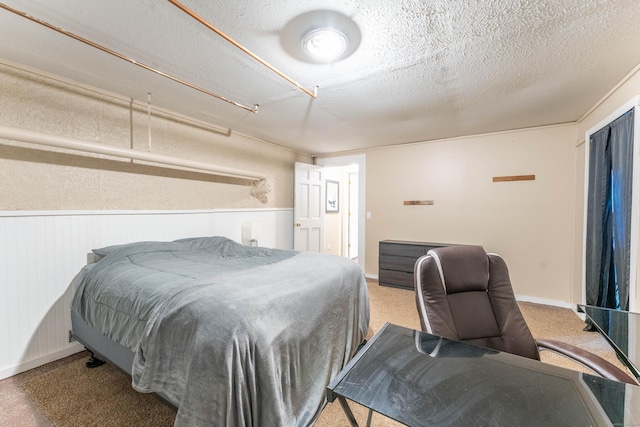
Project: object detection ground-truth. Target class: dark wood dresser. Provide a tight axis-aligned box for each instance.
[378,240,454,290]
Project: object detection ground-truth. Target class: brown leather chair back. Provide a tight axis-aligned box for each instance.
[414,245,540,360]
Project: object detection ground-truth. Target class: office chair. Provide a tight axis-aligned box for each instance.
[414,245,637,385]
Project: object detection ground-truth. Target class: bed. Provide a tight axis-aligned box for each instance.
[70,236,370,426]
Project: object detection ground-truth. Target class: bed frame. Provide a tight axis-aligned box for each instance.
[71,253,178,407]
[72,306,178,407]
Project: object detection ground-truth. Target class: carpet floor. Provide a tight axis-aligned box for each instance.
[1,279,629,426]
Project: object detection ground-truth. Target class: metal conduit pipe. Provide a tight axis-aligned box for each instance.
[168,0,318,99]
[0,3,259,113]
[0,125,266,181]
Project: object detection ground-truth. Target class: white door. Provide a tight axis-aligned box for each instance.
[294,162,324,252]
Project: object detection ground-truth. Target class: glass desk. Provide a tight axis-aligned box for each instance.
[579,304,640,380]
[327,322,640,427]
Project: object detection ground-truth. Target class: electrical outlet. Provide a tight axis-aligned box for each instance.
[68,330,76,343]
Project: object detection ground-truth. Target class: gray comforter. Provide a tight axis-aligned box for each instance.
[71,236,369,426]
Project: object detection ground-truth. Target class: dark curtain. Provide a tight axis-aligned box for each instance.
[585,108,634,311]
[585,126,612,307]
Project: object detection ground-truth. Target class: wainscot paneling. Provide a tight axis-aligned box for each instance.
[0,209,293,380]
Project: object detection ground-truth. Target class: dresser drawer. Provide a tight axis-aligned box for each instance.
[379,254,419,272]
[379,269,415,290]
[379,242,429,258]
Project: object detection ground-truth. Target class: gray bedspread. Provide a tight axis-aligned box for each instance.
[71,236,369,426]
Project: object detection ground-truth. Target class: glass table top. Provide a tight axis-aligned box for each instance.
[328,322,640,427]
[579,305,640,380]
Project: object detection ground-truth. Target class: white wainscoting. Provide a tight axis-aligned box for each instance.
[0,208,293,380]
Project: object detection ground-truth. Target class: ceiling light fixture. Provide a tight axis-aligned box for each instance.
[281,11,360,65]
[301,28,348,63]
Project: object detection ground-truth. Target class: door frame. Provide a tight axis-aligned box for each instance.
[582,95,640,311]
[317,154,366,271]
[346,169,359,260]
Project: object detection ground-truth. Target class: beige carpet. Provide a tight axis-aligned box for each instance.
[22,355,175,427]
[18,280,628,427]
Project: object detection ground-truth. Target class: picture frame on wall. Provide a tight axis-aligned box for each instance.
[326,180,339,213]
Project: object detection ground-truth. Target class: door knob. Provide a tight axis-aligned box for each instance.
[295,222,301,227]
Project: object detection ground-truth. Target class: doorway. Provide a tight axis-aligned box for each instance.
[323,164,359,261]
[311,154,366,271]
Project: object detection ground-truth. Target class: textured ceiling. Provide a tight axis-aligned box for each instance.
[1,1,640,155]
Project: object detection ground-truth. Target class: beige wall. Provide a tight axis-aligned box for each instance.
[0,62,309,210]
[358,64,640,307]
[362,124,578,304]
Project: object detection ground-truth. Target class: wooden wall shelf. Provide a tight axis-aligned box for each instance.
[403,200,434,205]
[492,175,535,182]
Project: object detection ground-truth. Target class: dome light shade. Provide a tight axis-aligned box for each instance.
[301,28,348,62]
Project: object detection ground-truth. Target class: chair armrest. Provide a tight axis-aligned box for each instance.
[536,338,637,385]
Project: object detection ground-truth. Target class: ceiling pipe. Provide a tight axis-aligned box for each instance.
[167,0,318,99]
[0,3,258,113]
[0,125,266,181]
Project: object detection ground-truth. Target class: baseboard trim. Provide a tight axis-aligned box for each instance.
[515,294,573,309]
[0,344,84,381]
[366,275,573,310]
